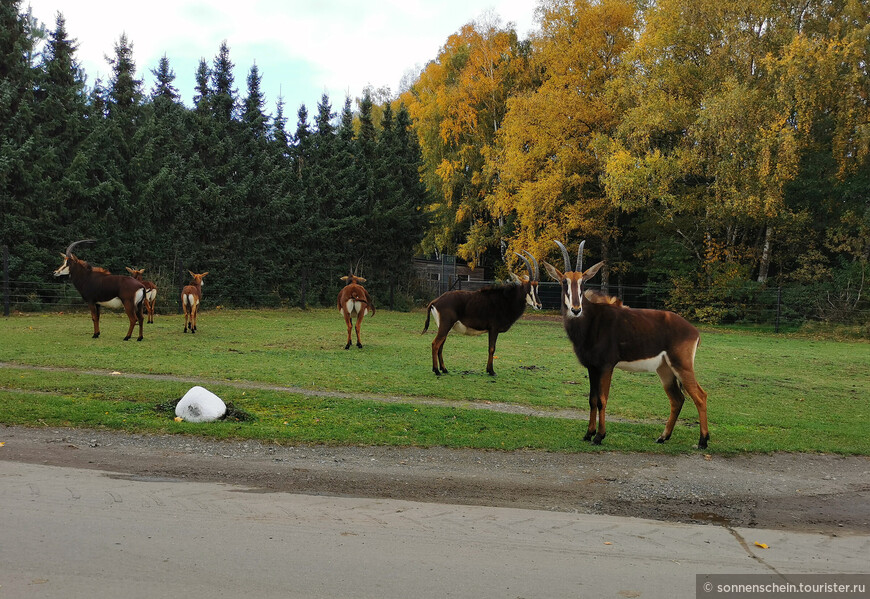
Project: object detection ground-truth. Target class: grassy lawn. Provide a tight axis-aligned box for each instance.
[1,308,867,454]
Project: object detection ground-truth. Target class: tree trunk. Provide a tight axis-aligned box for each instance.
[757,225,773,284]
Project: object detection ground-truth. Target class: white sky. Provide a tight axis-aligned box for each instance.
[24,0,539,116]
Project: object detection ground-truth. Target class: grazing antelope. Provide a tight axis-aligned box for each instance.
[543,240,709,448]
[125,267,157,323]
[53,239,146,341]
[337,271,375,349]
[181,271,208,333]
[422,252,542,376]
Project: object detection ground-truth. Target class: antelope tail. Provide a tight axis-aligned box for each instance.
[421,303,434,334]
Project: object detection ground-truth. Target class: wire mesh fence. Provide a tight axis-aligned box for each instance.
[4,276,869,333]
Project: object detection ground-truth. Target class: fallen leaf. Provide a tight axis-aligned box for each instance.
[754,542,769,549]
[704,454,712,461]
[604,542,612,545]
[111,371,121,375]
[174,416,183,422]
[0,441,6,447]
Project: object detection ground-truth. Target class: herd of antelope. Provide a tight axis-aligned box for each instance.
[53,238,709,448]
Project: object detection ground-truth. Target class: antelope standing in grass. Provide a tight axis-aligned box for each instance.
[422,252,541,376]
[182,271,208,333]
[53,240,146,341]
[337,271,375,349]
[543,240,709,448]
[125,267,157,323]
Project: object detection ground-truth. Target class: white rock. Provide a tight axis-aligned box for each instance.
[175,386,226,423]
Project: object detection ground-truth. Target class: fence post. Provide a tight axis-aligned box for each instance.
[3,245,9,317]
[775,284,782,334]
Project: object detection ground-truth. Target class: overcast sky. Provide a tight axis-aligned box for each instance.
[24,0,538,116]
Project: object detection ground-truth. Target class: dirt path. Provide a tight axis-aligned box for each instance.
[2,424,868,536]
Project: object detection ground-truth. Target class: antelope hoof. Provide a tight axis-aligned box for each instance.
[356,342,362,348]
[583,430,595,442]
[345,343,351,350]
[592,433,606,445]
[123,336,131,341]
[92,333,100,339]
[183,328,187,333]
[656,433,671,444]
[137,336,143,341]
[433,368,441,376]
[487,369,495,376]
[697,433,710,450]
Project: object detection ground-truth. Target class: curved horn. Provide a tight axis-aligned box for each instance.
[553,240,572,272]
[513,252,534,280]
[576,240,586,274]
[65,239,95,258]
[522,250,539,281]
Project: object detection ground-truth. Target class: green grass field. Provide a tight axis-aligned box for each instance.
[1,308,867,454]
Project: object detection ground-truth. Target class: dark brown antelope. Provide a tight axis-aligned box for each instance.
[125,267,157,324]
[543,240,709,448]
[337,270,375,349]
[181,271,208,333]
[53,240,146,341]
[422,252,542,376]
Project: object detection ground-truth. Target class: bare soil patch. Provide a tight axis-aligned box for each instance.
[2,424,868,535]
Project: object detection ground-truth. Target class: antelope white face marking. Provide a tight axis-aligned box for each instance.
[562,275,584,318]
[616,351,667,373]
[526,284,542,310]
[97,297,124,309]
[53,259,70,277]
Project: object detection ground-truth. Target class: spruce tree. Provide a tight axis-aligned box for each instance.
[0,0,41,284]
[33,13,89,274]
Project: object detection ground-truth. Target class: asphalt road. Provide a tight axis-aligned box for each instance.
[2,461,868,599]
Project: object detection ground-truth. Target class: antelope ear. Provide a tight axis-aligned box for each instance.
[582,261,605,282]
[542,261,563,282]
[340,276,349,281]
[356,277,366,283]
[201,272,209,277]
[60,253,67,259]
[188,270,195,277]
[125,267,134,274]
[508,272,521,283]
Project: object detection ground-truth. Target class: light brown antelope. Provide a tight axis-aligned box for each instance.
[181,271,208,333]
[125,267,157,323]
[422,252,542,376]
[53,240,146,341]
[543,240,709,448]
[337,271,375,349]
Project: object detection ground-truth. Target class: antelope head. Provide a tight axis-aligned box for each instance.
[54,239,96,277]
[510,250,542,310]
[543,240,604,318]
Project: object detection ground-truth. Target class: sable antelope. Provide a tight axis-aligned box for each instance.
[337,271,375,349]
[53,240,146,341]
[543,240,709,448]
[181,271,208,333]
[125,267,157,323]
[422,252,542,376]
